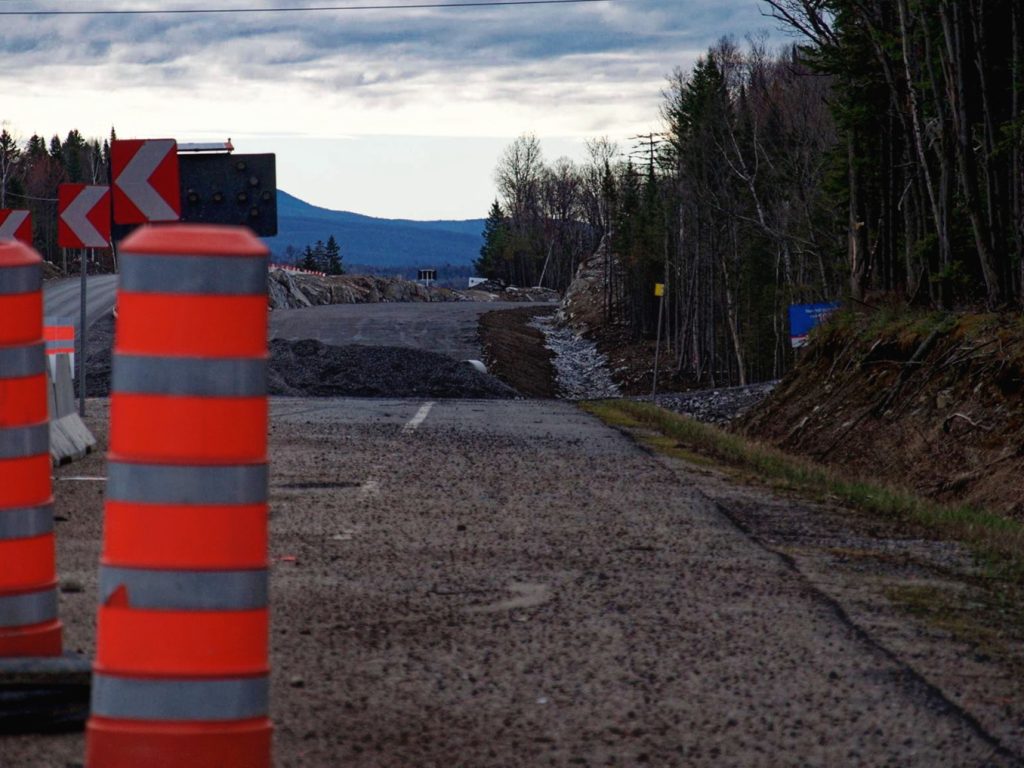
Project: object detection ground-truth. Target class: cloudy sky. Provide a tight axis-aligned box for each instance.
[1,0,779,220]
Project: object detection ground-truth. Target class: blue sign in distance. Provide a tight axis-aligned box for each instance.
[789,302,841,348]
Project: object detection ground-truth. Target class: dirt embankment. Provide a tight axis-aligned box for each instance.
[478,306,558,398]
[740,311,1024,519]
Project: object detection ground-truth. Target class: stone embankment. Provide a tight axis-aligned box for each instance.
[268,270,558,310]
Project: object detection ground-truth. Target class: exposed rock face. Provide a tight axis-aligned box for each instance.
[559,237,609,334]
[268,270,463,310]
[268,269,560,310]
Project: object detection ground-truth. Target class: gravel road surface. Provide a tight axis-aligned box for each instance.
[271,302,554,362]
[2,398,1013,767]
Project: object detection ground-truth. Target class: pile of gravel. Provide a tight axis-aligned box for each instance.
[530,316,621,400]
[652,382,778,424]
[268,339,517,399]
[80,315,517,400]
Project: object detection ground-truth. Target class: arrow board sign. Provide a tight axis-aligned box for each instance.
[0,209,32,245]
[112,138,181,224]
[58,184,111,249]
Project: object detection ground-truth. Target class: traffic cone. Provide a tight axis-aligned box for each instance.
[0,241,62,658]
[85,225,272,768]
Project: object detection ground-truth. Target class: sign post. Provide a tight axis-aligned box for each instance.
[58,184,111,417]
[651,282,666,400]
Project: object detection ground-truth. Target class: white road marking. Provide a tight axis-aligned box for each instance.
[401,401,435,434]
[56,476,106,482]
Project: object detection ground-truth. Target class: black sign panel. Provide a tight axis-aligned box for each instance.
[178,153,278,237]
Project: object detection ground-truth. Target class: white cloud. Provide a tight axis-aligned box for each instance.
[0,0,781,217]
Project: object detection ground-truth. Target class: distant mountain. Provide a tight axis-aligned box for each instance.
[263,191,486,270]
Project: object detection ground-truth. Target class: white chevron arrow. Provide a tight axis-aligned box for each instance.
[61,187,108,248]
[0,210,29,239]
[116,139,177,221]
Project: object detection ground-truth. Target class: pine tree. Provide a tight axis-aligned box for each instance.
[300,245,318,271]
[475,200,509,280]
[324,235,343,275]
[312,240,327,273]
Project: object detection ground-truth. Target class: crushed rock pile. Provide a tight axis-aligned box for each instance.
[269,271,463,309]
[81,315,517,400]
[530,315,620,400]
[268,339,517,399]
[653,382,777,425]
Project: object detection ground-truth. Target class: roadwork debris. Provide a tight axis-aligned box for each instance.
[268,339,517,399]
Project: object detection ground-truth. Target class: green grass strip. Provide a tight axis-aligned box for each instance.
[582,399,1024,581]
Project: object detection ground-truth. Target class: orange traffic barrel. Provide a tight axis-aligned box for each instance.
[86,225,271,768]
[0,241,62,658]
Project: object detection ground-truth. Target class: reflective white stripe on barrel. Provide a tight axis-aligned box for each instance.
[91,674,269,721]
[0,588,58,627]
[120,254,269,295]
[99,567,268,610]
[0,423,49,459]
[106,462,268,505]
[0,264,42,294]
[113,355,267,397]
[0,503,54,539]
[0,344,46,378]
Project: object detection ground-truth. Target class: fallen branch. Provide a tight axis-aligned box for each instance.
[942,412,992,433]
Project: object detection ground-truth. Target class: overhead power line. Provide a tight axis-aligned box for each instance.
[0,0,609,16]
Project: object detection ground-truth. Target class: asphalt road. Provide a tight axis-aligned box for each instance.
[42,275,119,354]
[270,301,554,362]
[6,397,1015,767]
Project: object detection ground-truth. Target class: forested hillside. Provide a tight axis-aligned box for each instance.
[265,191,484,269]
[478,0,1023,388]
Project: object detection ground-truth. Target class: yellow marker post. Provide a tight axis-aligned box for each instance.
[652,282,666,399]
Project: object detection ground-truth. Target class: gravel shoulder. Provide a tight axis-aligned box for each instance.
[3,398,1018,767]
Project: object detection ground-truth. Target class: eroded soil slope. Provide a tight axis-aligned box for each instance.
[741,311,1024,518]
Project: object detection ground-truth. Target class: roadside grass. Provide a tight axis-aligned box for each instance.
[581,399,1024,582]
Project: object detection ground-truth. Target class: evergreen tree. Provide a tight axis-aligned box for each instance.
[324,235,343,275]
[312,240,327,272]
[475,200,510,280]
[0,129,22,208]
[300,245,318,271]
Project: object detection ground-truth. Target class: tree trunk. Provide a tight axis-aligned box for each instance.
[848,133,870,300]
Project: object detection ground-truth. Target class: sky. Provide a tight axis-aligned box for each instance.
[0,0,781,220]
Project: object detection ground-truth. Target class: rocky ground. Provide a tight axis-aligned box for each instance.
[269,270,558,310]
[478,306,772,422]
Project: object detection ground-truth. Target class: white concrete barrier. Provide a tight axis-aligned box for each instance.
[48,354,96,465]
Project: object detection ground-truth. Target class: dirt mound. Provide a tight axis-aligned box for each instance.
[740,311,1024,518]
[478,306,558,398]
[268,339,517,399]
